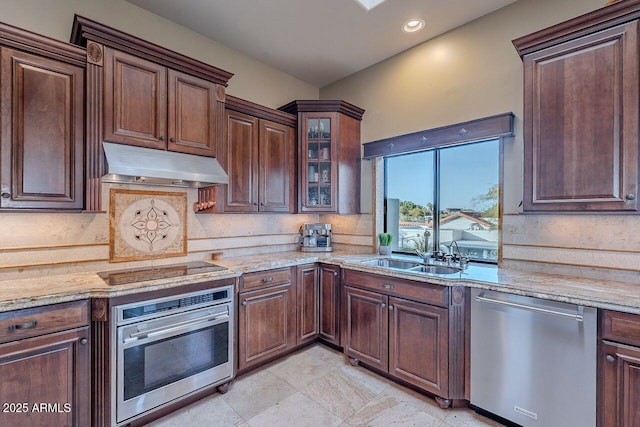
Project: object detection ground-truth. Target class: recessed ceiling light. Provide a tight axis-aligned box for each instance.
[402,19,425,33]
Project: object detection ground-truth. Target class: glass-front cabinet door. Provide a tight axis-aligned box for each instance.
[302,113,337,212]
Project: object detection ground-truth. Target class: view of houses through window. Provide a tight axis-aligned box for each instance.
[385,139,499,263]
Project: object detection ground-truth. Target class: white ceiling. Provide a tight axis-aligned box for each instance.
[127,0,518,87]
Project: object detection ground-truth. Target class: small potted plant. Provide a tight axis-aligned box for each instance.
[378,233,392,255]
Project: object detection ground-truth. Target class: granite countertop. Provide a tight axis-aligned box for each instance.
[0,250,638,315]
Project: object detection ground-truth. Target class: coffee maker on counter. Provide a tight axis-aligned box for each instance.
[298,223,332,252]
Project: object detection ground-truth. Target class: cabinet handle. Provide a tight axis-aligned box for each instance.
[80,338,88,345]
[261,277,274,283]
[606,354,616,363]
[241,301,247,306]
[626,194,636,201]
[381,303,386,308]
[381,283,394,290]
[169,137,176,142]
[159,136,165,141]
[1,192,10,199]
[389,305,394,311]
[8,321,38,332]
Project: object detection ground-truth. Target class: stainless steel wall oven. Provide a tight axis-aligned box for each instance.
[112,285,234,425]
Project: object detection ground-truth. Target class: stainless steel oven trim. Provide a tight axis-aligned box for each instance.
[115,286,233,325]
[112,285,234,426]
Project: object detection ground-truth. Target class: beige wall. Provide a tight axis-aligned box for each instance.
[0,0,373,279]
[0,0,318,107]
[322,0,640,283]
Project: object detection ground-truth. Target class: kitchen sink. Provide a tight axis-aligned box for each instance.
[362,259,462,275]
[361,259,421,270]
[407,265,461,275]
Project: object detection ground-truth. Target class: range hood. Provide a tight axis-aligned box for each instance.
[102,142,229,188]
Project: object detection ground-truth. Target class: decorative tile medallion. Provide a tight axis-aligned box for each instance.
[109,189,187,262]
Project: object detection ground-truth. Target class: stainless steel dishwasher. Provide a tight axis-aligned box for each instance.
[470,288,596,427]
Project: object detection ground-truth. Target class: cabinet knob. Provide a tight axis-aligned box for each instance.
[241,301,247,306]
[381,303,386,308]
[80,338,88,345]
[253,202,258,206]
[260,202,265,206]
[606,354,616,363]
[626,194,636,201]
[1,192,10,199]
[159,136,165,141]
[169,137,176,142]
[333,272,338,277]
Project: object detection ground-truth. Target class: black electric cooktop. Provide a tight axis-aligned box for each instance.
[97,261,227,286]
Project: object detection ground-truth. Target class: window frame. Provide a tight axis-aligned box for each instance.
[384,138,502,264]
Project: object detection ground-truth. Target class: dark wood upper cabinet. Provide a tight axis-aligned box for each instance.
[104,48,167,150]
[219,96,295,213]
[168,69,218,156]
[0,47,84,210]
[513,4,640,212]
[103,48,220,157]
[279,100,364,214]
[71,15,233,211]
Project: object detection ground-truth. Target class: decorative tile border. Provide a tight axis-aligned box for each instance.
[109,189,187,262]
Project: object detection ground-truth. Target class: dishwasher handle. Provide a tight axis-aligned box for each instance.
[475,292,584,322]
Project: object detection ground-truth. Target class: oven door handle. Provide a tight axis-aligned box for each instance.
[124,312,229,343]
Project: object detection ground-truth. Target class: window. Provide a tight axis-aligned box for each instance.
[385,139,499,263]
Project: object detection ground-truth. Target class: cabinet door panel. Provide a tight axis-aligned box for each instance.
[319,264,340,345]
[238,283,295,371]
[222,110,259,212]
[344,286,387,370]
[259,120,294,212]
[297,264,319,345]
[104,48,167,149]
[389,297,448,395]
[0,327,90,427]
[167,70,217,157]
[524,22,638,211]
[0,48,84,209]
[601,341,640,427]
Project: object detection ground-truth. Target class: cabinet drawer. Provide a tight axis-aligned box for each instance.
[241,267,292,291]
[602,310,640,347]
[343,269,448,308]
[0,300,89,344]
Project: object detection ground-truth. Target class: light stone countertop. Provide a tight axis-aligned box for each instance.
[0,250,638,315]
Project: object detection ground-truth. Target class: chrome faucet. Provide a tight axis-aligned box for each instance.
[414,230,431,262]
[447,240,469,268]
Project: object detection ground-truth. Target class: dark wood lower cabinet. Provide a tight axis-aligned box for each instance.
[344,286,388,371]
[0,327,90,427]
[297,264,319,345]
[342,269,464,406]
[389,297,449,396]
[238,282,296,371]
[601,341,640,427]
[319,264,340,345]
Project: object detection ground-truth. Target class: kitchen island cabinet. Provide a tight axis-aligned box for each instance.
[513,3,640,212]
[0,25,85,211]
[0,300,90,427]
[342,269,466,408]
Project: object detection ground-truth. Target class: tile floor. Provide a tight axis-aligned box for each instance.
[147,343,505,427]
